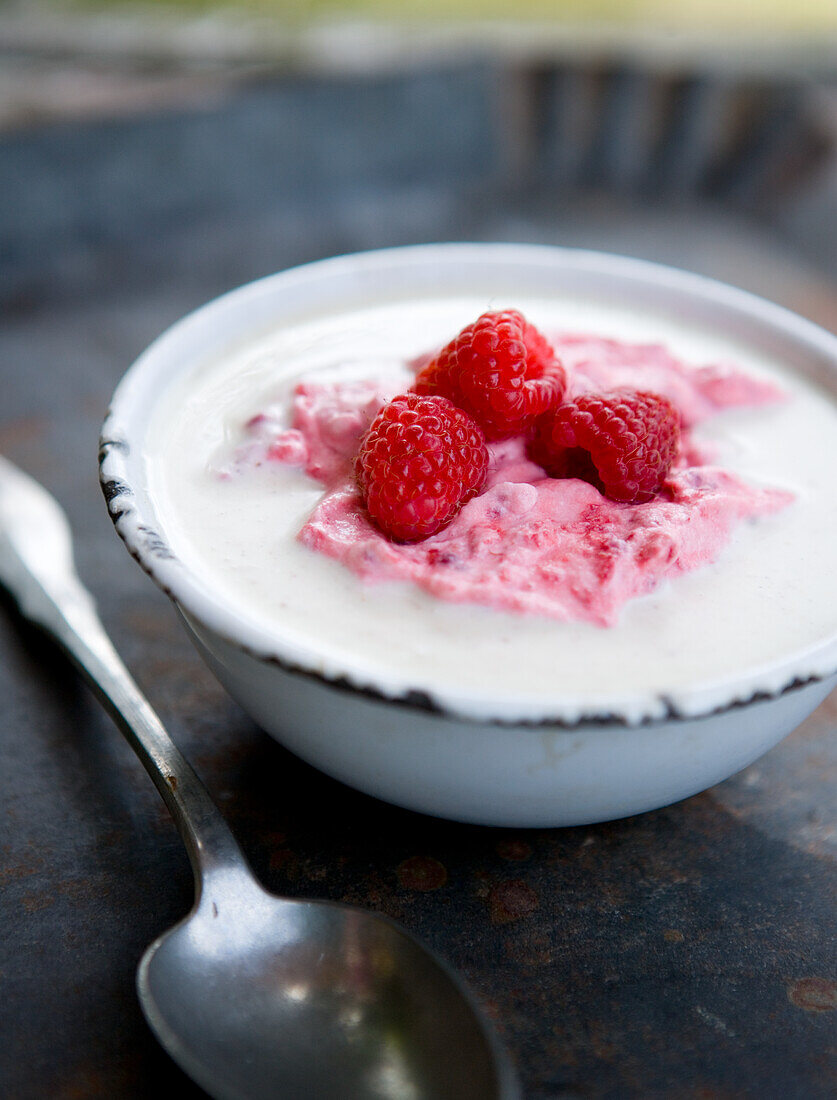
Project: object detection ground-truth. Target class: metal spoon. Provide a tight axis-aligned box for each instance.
[0,455,518,1100]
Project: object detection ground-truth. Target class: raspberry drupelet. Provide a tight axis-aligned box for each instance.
[414,309,567,440]
[355,393,488,542]
[530,390,681,504]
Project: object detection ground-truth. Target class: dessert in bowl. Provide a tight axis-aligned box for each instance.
[100,244,837,827]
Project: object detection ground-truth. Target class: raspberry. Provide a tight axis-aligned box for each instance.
[414,310,567,441]
[530,390,681,504]
[355,392,488,541]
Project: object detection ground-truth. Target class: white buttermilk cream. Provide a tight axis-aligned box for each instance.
[146,294,837,718]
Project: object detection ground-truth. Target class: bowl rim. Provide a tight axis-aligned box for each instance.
[99,242,837,728]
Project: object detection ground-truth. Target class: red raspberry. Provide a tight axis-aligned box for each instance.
[355,393,488,542]
[530,390,681,504]
[414,310,567,441]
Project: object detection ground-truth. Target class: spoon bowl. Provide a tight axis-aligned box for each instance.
[0,454,517,1100]
[141,875,504,1100]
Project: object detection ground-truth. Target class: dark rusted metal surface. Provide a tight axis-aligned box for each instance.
[1,74,835,1099]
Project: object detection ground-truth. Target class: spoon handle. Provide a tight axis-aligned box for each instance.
[0,456,249,892]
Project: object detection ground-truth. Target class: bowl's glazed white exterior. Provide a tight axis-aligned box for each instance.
[100,244,837,827]
[184,615,834,826]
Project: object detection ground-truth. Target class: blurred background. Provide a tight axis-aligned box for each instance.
[2,0,836,321]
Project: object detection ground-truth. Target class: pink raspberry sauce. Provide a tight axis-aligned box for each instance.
[229,335,792,627]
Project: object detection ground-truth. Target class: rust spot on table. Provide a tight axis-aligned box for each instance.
[488,879,539,924]
[396,855,448,892]
[787,977,837,1012]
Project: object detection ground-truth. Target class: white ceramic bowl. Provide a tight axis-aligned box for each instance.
[100,244,837,827]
